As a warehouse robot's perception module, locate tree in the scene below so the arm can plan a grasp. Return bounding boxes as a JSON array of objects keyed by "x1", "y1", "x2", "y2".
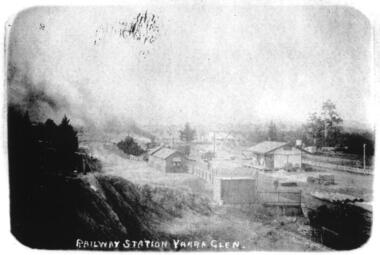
[
  {"x1": 179, "y1": 123, "x2": 196, "y2": 143},
  {"x1": 304, "y1": 100, "x2": 343, "y2": 147},
  {"x1": 267, "y1": 121, "x2": 278, "y2": 141},
  {"x1": 304, "y1": 112, "x2": 324, "y2": 147},
  {"x1": 321, "y1": 100, "x2": 343, "y2": 126},
  {"x1": 57, "y1": 115, "x2": 79, "y2": 155},
  {"x1": 117, "y1": 136, "x2": 145, "y2": 156},
  {"x1": 247, "y1": 125, "x2": 266, "y2": 145},
  {"x1": 321, "y1": 100, "x2": 343, "y2": 146}
]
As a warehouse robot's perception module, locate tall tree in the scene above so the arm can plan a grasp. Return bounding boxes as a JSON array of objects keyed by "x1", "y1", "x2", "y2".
[
  {"x1": 304, "y1": 112, "x2": 324, "y2": 147},
  {"x1": 304, "y1": 100, "x2": 343, "y2": 147},
  {"x1": 321, "y1": 100, "x2": 343, "y2": 146},
  {"x1": 179, "y1": 123, "x2": 196, "y2": 143},
  {"x1": 57, "y1": 115, "x2": 79, "y2": 154},
  {"x1": 267, "y1": 121, "x2": 278, "y2": 141}
]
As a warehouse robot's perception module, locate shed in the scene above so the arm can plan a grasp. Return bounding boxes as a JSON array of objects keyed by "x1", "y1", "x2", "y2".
[
  {"x1": 213, "y1": 177, "x2": 257, "y2": 205},
  {"x1": 246, "y1": 141, "x2": 302, "y2": 170},
  {"x1": 148, "y1": 147, "x2": 186, "y2": 173}
]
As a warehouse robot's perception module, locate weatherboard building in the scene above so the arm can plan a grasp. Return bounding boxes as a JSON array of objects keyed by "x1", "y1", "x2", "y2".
[
  {"x1": 148, "y1": 147, "x2": 187, "y2": 173},
  {"x1": 246, "y1": 141, "x2": 302, "y2": 170}
]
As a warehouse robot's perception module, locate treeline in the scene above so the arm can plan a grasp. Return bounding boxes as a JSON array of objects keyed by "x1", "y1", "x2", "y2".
[
  {"x1": 245, "y1": 124, "x2": 374, "y2": 157},
  {"x1": 8, "y1": 105, "x2": 102, "y2": 248},
  {"x1": 244, "y1": 101, "x2": 374, "y2": 158},
  {"x1": 8, "y1": 106, "x2": 101, "y2": 175}
]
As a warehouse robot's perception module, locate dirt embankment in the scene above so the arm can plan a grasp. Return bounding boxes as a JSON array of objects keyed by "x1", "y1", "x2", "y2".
[{"x1": 13, "y1": 172, "x2": 212, "y2": 250}]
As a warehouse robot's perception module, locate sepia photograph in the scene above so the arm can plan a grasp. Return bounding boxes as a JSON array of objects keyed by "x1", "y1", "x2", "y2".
[{"x1": 3, "y1": 1, "x2": 377, "y2": 252}]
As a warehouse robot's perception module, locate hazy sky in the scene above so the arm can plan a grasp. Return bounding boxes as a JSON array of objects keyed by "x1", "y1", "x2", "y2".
[{"x1": 7, "y1": 5, "x2": 372, "y2": 128}]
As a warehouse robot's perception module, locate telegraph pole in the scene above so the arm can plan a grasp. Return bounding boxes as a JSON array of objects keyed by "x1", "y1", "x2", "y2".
[
  {"x1": 363, "y1": 143, "x2": 366, "y2": 170},
  {"x1": 213, "y1": 131, "x2": 216, "y2": 154}
]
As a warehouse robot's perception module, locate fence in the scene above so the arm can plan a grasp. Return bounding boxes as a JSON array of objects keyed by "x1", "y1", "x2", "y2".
[
  {"x1": 190, "y1": 163, "x2": 219, "y2": 184},
  {"x1": 124, "y1": 154, "x2": 144, "y2": 161},
  {"x1": 303, "y1": 153, "x2": 362, "y2": 167},
  {"x1": 257, "y1": 191, "x2": 302, "y2": 206},
  {"x1": 302, "y1": 159, "x2": 372, "y2": 175}
]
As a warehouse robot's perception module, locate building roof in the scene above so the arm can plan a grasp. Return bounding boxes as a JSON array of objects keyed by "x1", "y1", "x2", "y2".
[
  {"x1": 152, "y1": 148, "x2": 180, "y2": 159},
  {"x1": 148, "y1": 146, "x2": 163, "y2": 155},
  {"x1": 247, "y1": 141, "x2": 288, "y2": 154}
]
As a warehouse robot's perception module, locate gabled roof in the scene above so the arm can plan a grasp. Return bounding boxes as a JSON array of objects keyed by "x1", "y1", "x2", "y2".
[
  {"x1": 148, "y1": 146, "x2": 163, "y2": 155},
  {"x1": 152, "y1": 148, "x2": 180, "y2": 159},
  {"x1": 247, "y1": 141, "x2": 288, "y2": 154}
]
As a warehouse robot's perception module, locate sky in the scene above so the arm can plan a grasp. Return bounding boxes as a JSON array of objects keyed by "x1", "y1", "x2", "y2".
[{"x1": 7, "y1": 4, "x2": 373, "y2": 129}]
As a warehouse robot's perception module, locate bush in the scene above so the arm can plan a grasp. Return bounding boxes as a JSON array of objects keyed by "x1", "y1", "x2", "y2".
[{"x1": 117, "y1": 136, "x2": 146, "y2": 156}]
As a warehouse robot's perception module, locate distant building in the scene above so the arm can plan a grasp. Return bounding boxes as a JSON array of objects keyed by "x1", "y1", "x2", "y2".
[
  {"x1": 246, "y1": 141, "x2": 302, "y2": 170},
  {"x1": 148, "y1": 147, "x2": 186, "y2": 173},
  {"x1": 206, "y1": 131, "x2": 245, "y2": 145}
]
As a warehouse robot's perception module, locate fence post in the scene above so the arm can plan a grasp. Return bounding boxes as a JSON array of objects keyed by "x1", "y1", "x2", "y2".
[{"x1": 299, "y1": 191, "x2": 302, "y2": 205}]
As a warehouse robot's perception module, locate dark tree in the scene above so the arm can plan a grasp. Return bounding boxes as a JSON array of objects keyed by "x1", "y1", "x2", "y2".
[
  {"x1": 117, "y1": 136, "x2": 145, "y2": 156},
  {"x1": 304, "y1": 100, "x2": 343, "y2": 147},
  {"x1": 321, "y1": 100, "x2": 343, "y2": 146},
  {"x1": 304, "y1": 112, "x2": 324, "y2": 147},
  {"x1": 179, "y1": 123, "x2": 196, "y2": 143},
  {"x1": 57, "y1": 115, "x2": 79, "y2": 154},
  {"x1": 267, "y1": 121, "x2": 278, "y2": 141},
  {"x1": 339, "y1": 131, "x2": 374, "y2": 162}
]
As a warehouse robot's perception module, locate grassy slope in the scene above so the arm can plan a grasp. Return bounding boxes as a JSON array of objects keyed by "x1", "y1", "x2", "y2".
[{"x1": 13, "y1": 172, "x2": 213, "y2": 250}]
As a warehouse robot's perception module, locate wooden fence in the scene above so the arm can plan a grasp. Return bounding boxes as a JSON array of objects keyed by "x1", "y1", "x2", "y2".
[
  {"x1": 190, "y1": 163, "x2": 219, "y2": 184},
  {"x1": 302, "y1": 159, "x2": 372, "y2": 175},
  {"x1": 124, "y1": 154, "x2": 144, "y2": 161},
  {"x1": 303, "y1": 153, "x2": 362, "y2": 167},
  {"x1": 257, "y1": 191, "x2": 302, "y2": 206}
]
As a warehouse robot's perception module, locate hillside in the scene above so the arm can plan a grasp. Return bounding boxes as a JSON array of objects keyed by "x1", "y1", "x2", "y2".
[{"x1": 12, "y1": 173, "x2": 212, "y2": 250}]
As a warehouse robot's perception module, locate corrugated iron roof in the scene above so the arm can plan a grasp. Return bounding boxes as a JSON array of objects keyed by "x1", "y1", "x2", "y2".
[
  {"x1": 247, "y1": 141, "x2": 288, "y2": 154},
  {"x1": 152, "y1": 148, "x2": 180, "y2": 159}
]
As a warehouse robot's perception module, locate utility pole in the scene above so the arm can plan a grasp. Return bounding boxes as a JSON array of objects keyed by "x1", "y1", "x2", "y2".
[
  {"x1": 363, "y1": 143, "x2": 366, "y2": 170},
  {"x1": 324, "y1": 120, "x2": 328, "y2": 147},
  {"x1": 213, "y1": 131, "x2": 216, "y2": 155}
]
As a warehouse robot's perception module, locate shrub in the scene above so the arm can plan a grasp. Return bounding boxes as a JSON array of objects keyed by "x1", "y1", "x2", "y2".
[{"x1": 117, "y1": 136, "x2": 146, "y2": 156}]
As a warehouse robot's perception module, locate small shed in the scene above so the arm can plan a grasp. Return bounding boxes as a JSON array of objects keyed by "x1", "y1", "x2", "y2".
[
  {"x1": 246, "y1": 141, "x2": 302, "y2": 170},
  {"x1": 213, "y1": 177, "x2": 257, "y2": 205},
  {"x1": 149, "y1": 147, "x2": 186, "y2": 173}
]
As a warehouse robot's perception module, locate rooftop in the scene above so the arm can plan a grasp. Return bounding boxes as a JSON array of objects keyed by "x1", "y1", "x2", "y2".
[
  {"x1": 152, "y1": 148, "x2": 180, "y2": 159},
  {"x1": 148, "y1": 146, "x2": 163, "y2": 155},
  {"x1": 247, "y1": 141, "x2": 288, "y2": 154}
]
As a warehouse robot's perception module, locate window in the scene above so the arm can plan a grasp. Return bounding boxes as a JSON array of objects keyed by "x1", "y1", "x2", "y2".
[{"x1": 172, "y1": 157, "x2": 181, "y2": 166}]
